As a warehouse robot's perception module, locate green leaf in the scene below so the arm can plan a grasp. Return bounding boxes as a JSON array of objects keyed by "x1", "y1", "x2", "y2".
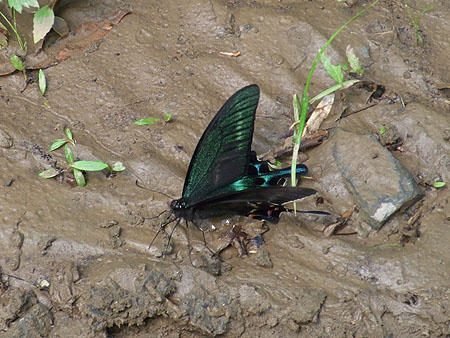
[
  {"x1": 111, "y1": 161, "x2": 125, "y2": 172},
  {"x1": 164, "y1": 113, "x2": 172, "y2": 122},
  {"x1": 49, "y1": 139, "x2": 67, "y2": 152},
  {"x1": 33, "y1": 5, "x2": 55, "y2": 44},
  {"x1": 7, "y1": 0, "x2": 39, "y2": 14},
  {"x1": 73, "y1": 168, "x2": 86, "y2": 186},
  {"x1": 71, "y1": 160, "x2": 109, "y2": 171},
  {"x1": 38, "y1": 69, "x2": 46, "y2": 95},
  {"x1": 346, "y1": 46, "x2": 364, "y2": 76},
  {"x1": 321, "y1": 54, "x2": 344, "y2": 85},
  {"x1": 65, "y1": 127, "x2": 73, "y2": 141},
  {"x1": 134, "y1": 117, "x2": 160, "y2": 125},
  {"x1": 64, "y1": 144, "x2": 74, "y2": 164},
  {"x1": 379, "y1": 126, "x2": 386, "y2": 134},
  {"x1": 433, "y1": 181, "x2": 446, "y2": 188},
  {"x1": 10, "y1": 54, "x2": 24, "y2": 71},
  {"x1": 39, "y1": 167, "x2": 61, "y2": 178},
  {"x1": 309, "y1": 80, "x2": 359, "y2": 104}
]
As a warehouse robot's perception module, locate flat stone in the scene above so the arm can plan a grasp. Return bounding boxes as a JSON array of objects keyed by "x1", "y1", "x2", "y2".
[
  {"x1": 333, "y1": 129, "x2": 424, "y2": 229},
  {"x1": 0, "y1": 128, "x2": 13, "y2": 148}
]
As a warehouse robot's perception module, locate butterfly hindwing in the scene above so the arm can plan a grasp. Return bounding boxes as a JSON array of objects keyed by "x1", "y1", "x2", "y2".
[
  {"x1": 193, "y1": 186, "x2": 317, "y2": 223},
  {"x1": 181, "y1": 85, "x2": 260, "y2": 206}
]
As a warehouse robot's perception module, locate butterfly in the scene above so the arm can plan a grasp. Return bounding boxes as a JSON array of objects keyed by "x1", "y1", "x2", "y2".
[{"x1": 153, "y1": 84, "x2": 320, "y2": 249}]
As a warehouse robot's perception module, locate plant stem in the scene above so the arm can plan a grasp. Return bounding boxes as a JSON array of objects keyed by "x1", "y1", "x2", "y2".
[
  {"x1": 0, "y1": 9, "x2": 26, "y2": 52},
  {"x1": 291, "y1": 0, "x2": 379, "y2": 187}
]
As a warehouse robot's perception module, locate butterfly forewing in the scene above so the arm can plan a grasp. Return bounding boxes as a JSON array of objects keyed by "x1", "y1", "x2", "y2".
[{"x1": 182, "y1": 85, "x2": 260, "y2": 206}]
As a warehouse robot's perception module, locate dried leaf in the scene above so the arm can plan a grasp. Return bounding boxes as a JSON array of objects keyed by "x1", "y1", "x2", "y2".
[
  {"x1": 52, "y1": 16, "x2": 69, "y2": 36},
  {"x1": 302, "y1": 94, "x2": 334, "y2": 137},
  {"x1": 24, "y1": 9, "x2": 131, "y2": 70}
]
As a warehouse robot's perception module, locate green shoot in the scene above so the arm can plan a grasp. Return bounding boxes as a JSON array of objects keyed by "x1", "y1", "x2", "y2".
[
  {"x1": 73, "y1": 168, "x2": 85, "y2": 186},
  {"x1": 379, "y1": 126, "x2": 386, "y2": 134},
  {"x1": 291, "y1": 0, "x2": 379, "y2": 211},
  {"x1": 111, "y1": 161, "x2": 125, "y2": 172},
  {"x1": 0, "y1": 7, "x2": 26, "y2": 51},
  {"x1": 38, "y1": 69, "x2": 46, "y2": 95},
  {"x1": 65, "y1": 127, "x2": 73, "y2": 141},
  {"x1": 321, "y1": 54, "x2": 344, "y2": 85},
  {"x1": 346, "y1": 46, "x2": 364, "y2": 76},
  {"x1": 134, "y1": 117, "x2": 161, "y2": 125},
  {"x1": 135, "y1": 114, "x2": 172, "y2": 125},
  {"x1": 164, "y1": 113, "x2": 172, "y2": 122},
  {"x1": 404, "y1": 1, "x2": 434, "y2": 46},
  {"x1": 64, "y1": 144, "x2": 74, "y2": 163},
  {"x1": 39, "y1": 128, "x2": 125, "y2": 186},
  {"x1": 38, "y1": 167, "x2": 60, "y2": 178},
  {"x1": 48, "y1": 127, "x2": 74, "y2": 152},
  {"x1": 10, "y1": 54, "x2": 24, "y2": 70},
  {"x1": 433, "y1": 182, "x2": 445, "y2": 188},
  {"x1": 70, "y1": 161, "x2": 109, "y2": 172},
  {"x1": 49, "y1": 139, "x2": 68, "y2": 152}
]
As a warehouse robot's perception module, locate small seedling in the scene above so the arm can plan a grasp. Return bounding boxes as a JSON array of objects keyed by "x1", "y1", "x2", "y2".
[
  {"x1": 38, "y1": 69, "x2": 46, "y2": 95},
  {"x1": 39, "y1": 127, "x2": 125, "y2": 186},
  {"x1": 346, "y1": 46, "x2": 364, "y2": 76},
  {"x1": 10, "y1": 54, "x2": 26, "y2": 80},
  {"x1": 404, "y1": 1, "x2": 434, "y2": 46},
  {"x1": 164, "y1": 113, "x2": 172, "y2": 122},
  {"x1": 134, "y1": 117, "x2": 160, "y2": 125},
  {"x1": 134, "y1": 113, "x2": 172, "y2": 126},
  {"x1": 433, "y1": 181, "x2": 445, "y2": 188},
  {"x1": 379, "y1": 126, "x2": 387, "y2": 134}
]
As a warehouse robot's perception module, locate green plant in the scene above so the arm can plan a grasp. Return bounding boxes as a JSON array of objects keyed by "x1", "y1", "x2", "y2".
[
  {"x1": 134, "y1": 113, "x2": 172, "y2": 126},
  {"x1": 404, "y1": 1, "x2": 434, "y2": 46},
  {"x1": 290, "y1": 0, "x2": 379, "y2": 211},
  {"x1": 39, "y1": 127, "x2": 125, "y2": 186},
  {"x1": 38, "y1": 68, "x2": 46, "y2": 95},
  {"x1": 433, "y1": 181, "x2": 445, "y2": 188},
  {"x1": 0, "y1": 0, "x2": 54, "y2": 52}
]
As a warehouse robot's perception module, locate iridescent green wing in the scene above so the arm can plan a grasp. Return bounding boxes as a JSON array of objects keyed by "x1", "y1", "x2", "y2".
[{"x1": 182, "y1": 84, "x2": 260, "y2": 207}]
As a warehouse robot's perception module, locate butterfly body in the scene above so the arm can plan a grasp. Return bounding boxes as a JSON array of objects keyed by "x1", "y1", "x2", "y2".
[{"x1": 167, "y1": 84, "x2": 317, "y2": 226}]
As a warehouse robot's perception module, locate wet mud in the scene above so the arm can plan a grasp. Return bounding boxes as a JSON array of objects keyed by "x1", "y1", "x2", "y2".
[{"x1": 1, "y1": 0, "x2": 450, "y2": 337}]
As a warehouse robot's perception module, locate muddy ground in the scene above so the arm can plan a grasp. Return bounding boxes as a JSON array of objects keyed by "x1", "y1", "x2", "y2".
[{"x1": 1, "y1": 0, "x2": 450, "y2": 337}]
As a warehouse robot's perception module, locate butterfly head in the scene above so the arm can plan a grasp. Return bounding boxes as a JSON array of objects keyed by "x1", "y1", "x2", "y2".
[{"x1": 170, "y1": 198, "x2": 188, "y2": 218}]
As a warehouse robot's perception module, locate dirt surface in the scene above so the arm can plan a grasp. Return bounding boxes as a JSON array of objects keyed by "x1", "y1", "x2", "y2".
[{"x1": 1, "y1": 0, "x2": 450, "y2": 337}]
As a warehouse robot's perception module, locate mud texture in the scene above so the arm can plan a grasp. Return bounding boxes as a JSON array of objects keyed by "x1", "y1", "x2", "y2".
[{"x1": 1, "y1": 0, "x2": 450, "y2": 337}]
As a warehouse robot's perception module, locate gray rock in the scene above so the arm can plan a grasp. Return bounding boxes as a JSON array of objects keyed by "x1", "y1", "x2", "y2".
[
  {"x1": 333, "y1": 129, "x2": 424, "y2": 229},
  {"x1": 0, "y1": 128, "x2": 13, "y2": 148},
  {"x1": 1, "y1": 303, "x2": 52, "y2": 338}
]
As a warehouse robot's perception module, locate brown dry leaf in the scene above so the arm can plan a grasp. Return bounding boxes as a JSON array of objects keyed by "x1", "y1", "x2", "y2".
[
  {"x1": 302, "y1": 94, "x2": 334, "y2": 137},
  {"x1": 24, "y1": 9, "x2": 130, "y2": 70}
]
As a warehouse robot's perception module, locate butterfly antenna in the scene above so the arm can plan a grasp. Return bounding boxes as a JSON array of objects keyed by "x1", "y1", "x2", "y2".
[{"x1": 135, "y1": 179, "x2": 174, "y2": 199}]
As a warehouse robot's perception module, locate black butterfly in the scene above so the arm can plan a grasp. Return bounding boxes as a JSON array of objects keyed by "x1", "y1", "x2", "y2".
[{"x1": 153, "y1": 84, "x2": 319, "y2": 248}]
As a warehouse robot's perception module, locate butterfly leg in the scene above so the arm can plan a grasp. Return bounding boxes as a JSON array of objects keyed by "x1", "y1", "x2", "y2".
[
  {"x1": 191, "y1": 219, "x2": 216, "y2": 256},
  {"x1": 164, "y1": 218, "x2": 181, "y2": 255},
  {"x1": 148, "y1": 210, "x2": 176, "y2": 249}
]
